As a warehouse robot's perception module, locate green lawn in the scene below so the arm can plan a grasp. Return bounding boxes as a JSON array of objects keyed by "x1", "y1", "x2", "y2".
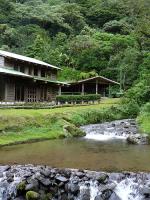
[
  {"x1": 0, "y1": 98, "x2": 120, "y2": 117},
  {"x1": 0, "y1": 98, "x2": 120, "y2": 146}
]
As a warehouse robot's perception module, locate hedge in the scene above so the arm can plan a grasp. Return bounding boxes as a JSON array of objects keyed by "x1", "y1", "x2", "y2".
[{"x1": 56, "y1": 94, "x2": 101, "y2": 102}]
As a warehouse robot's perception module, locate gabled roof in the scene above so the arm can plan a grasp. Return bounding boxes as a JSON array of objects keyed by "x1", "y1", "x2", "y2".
[
  {"x1": 70, "y1": 76, "x2": 120, "y2": 85},
  {"x1": 0, "y1": 67, "x2": 32, "y2": 78},
  {"x1": 0, "y1": 50, "x2": 60, "y2": 70}
]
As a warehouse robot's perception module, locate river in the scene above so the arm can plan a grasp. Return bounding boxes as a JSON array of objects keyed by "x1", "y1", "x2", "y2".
[{"x1": 0, "y1": 120, "x2": 150, "y2": 172}]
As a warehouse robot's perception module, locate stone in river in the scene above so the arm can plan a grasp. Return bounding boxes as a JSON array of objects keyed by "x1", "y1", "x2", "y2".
[
  {"x1": 109, "y1": 192, "x2": 121, "y2": 200},
  {"x1": 76, "y1": 171, "x2": 85, "y2": 178},
  {"x1": 80, "y1": 188, "x2": 90, "y2": 200},
  {"x1": 56, "y1": 176, "x2": 68, "y2": 183},
  {"x1": 100, "y1": 183, "x2": 117, "y2": 192},
  {"x1": 0, "y1": 165, "x2": 10, "y2": 173},
  {"x1": 41, "y1": 169, "x2": 51, "y2": 177},
  {"x1": 68, "y1": 183, "x2": 79, "y2": 195},
  {"x1": 39, "y1": 178, "x2": 51, "y2": 187},
  {"x1": 101, "y1": 189, "x2": 113, "y2": 200},
  {"x1": 26, "y1": 191, "x2": 40, "y2": 200},
  {"x1": 140, "y1": 185, "x2": 150, "y2": 197},
  {"x1": 96, "y1": 173, "x2": 109, "y2": 184},
  {"x1": 25, "y1": 181, "x2": 39, "y2": 192},
  {"x1": 95, "y1": 195, "x2": 103, "y2": 200}
]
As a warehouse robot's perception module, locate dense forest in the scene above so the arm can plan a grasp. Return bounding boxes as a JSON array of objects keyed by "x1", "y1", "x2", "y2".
[{"x1": 0, "y1": 0, "x2": 149, "y2": 101}]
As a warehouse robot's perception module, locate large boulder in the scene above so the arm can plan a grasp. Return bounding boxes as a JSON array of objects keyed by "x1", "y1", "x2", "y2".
[
  {"x1": 127, "y1": 134, "x2": 149, "y2": 145},
  {"x1": 26, "y1": 191, "x2": 40, "y2": 200},
  {"x1": 96, "y1": 173, "x2": 109, "y2": 184}
]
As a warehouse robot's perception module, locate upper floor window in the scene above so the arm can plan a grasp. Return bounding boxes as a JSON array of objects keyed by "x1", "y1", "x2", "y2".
[
  {"x1": 20, "y1": 66, "x2": 25, "y2": 73},
  {"x1": 14, "y1": 66, "x2": 19, "y2": 71},
  {"x1": 41, "y1": 69, "x2": 46, "y2": 77},
  {"x1": 29, "y1": 67, "x2": 32, "y2": 75},
  {"x1": 34, "y1": 67, "x2": 38, "y2": 76}
]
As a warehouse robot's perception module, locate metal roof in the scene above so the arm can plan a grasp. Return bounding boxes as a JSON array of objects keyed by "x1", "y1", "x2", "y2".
[
  {"x1": 0, "y1": 67, "x2": 32, "y2": 78},
  {"x1": 0, "y1": 50, "x2": 60, "y2": 70},
  {"x1": 70, "y1": 76, "x2": 120, "y2": 85}
]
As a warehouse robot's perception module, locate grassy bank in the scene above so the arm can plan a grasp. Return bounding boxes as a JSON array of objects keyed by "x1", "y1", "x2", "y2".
[
  {"x1": 0, "y1": 98, "x2": 120, "y2": 146},
  {"x1": 0, "y1": 98, "x2": 149, "y2": 146},
  {"x1": 137, "y1": 103, "x2": 150, "y2": 134}
]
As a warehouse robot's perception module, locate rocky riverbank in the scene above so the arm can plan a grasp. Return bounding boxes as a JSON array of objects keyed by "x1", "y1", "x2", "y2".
[
  {"x1": 0, "y1": 165, "x2": 150, "y2": 200},
  {"x1": 81, "y1": 119, "x2": 150, "y2": 144}
]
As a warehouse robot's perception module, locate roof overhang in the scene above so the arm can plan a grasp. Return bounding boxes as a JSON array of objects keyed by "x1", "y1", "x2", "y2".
[
  {"x1": 0, "y1": 50, "x2": 61, "y2": 70},
  {"x1": 33, "y1": 77, "x2": 70, "y2": 86},
  {"x1": 0, "y1": 67, "x2": 33, "y2": 78}
]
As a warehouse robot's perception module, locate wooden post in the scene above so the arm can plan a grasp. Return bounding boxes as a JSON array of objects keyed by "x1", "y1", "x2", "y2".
[
  {"x1": 58, "y1": 85, "x2": 62, "y2": 96},
  {"x1": 96, "y1": 79, "x2": 98, "y2": 94},
  {"x1": 82, "y1": 83, "x2": 84, "y2": 95},
  {"x1": 108, "y1": 84, "x2": 111, "y2": 97}
]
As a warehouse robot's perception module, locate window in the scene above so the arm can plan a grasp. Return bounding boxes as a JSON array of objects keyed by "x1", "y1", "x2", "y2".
[
  {"x1": 34, "y1": 67, "x2": 38, "y2": 76},
  {"x1": 41, "y1": 69, "x2": 46, "y2": 77},
  {"x1": 29, "y1": 67, "x2": 32, "y2": 75},
  {"x1": 20, "y1": 66, "x2": 25, "y2": 73},
  {"x1": 14, "y1": 66, "x2": 19, "y2": 71}
]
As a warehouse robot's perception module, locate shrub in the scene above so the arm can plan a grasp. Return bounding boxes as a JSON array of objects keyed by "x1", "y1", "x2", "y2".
[
  {"x1": 140, "y1": 102, "x2": 150, "y2": 114},
  {"x1": 56, "y1": 94, "x2": 101, "y2": 103}
]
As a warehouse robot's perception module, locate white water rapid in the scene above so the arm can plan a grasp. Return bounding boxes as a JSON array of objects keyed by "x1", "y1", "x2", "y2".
[
  {"x1": 81, "y1": 119, "x2": 137, "y2": 141},
  {"x1": 78, "y1": 178, "x2": 143, "y2": 200}
]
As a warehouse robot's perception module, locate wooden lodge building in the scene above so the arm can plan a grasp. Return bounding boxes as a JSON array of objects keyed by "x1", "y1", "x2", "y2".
[
  {"x1": 0, "y1": 50, "x2": 119, "y2": 104},
  {"x1": 0, "y1": 50, "x2": 66, "y2": 103}
]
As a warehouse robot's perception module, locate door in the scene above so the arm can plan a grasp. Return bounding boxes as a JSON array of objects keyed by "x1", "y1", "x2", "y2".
[
  {"x1": 15, "y1": 85, "x2": 25, "y2": 102},
  {"x1": 27, "y1": 87, "x2": 37, "y2": 102}
]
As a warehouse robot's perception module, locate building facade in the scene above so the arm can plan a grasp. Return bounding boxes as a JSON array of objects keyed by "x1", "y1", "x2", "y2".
[{"x1": 0, "y1": 50, "x2": 65, "y2": 103}]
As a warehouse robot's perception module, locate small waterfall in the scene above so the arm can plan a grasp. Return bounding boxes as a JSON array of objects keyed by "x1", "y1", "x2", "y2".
[
  {"x1": 78, "y1": 178, "x2": 143, "y2": 200},
  {"x1": 0, "y1": 172, "x2": 21, "y2": 200},
  {"x1": 81, "y1": 119, "x2": 137, "y2": 141},
  {"x1": 84, "y1": 130, "x2": 126, "y2": 141}
]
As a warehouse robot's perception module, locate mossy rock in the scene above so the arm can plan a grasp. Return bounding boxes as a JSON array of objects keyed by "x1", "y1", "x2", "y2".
[
  {"x1": 26, "y1": 191, "x2": 40, "y2": 200},
  {"x1": 42, "y1": 193, "x2": 53, "y2": 200},
  {"x1": 17, "y1": 181, "x2": 26, "y2": 194},
  {"x1": 64, "y1": 124, "x2": 85, "y2": 137}
]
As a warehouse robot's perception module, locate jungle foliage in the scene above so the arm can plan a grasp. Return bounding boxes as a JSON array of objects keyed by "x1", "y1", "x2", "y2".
[{"x1": 0, "y1": 0, "x2": 149, "y2": 103}]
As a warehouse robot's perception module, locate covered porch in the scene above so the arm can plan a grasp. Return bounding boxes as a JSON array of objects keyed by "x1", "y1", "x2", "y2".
[{"x1": 62, "y1": 76, "x2": 120, "y2": 97}]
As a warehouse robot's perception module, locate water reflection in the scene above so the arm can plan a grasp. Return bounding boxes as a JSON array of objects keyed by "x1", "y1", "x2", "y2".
[{"x1": 0, "y1": 137, "x2": 150, "y2": 172}]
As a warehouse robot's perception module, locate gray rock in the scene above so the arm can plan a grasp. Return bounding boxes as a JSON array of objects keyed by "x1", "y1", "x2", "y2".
[
  {"x1": 68, "y1": 183, "x2": 79, "y2": 195},
  {"x1": 127, "y1": 134, "x2": 149, "y2": 145},
  {"x1": 96, "y1": 173, "x2": 108, "y2": 184},
  {"x1": 101, "y1": 189, "x2": 113, "y2": 200},
  {"x1": 56, "y1": 176, "x2": 68, "y2": 183},
  {"x1": 41, "y1": 169, "x2": 51, "y2": 177},
  {"x1": 80, "y1": 188, "x2": 90, "y2": 200},
  {"x1": 109, "y1": 192, "x2": 121, "y2": 200},
  {"x1": 25, "y1": 180, "x2": 39, "y2": 192},
  {"x1": 0, "y1": 165, "x2": 10, "y2": 173},
  {"x1": 140, "y1": 186, "x2": 150, "y2": 196},
  {"x1": 94, "y1": 195, "x2": 103, "y2": 200},
  {"x1": 39, "y1": 178, "x2": 51, "y2": 186},
  {"x1": 101, "y1": 183, "x2": 117, "y2": 192},
  {"x1": 76, "y1": 172, "x2": 85, "y2": 178}
]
